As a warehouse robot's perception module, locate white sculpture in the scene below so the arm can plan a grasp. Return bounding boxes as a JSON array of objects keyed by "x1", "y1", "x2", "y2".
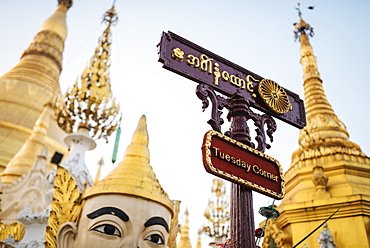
[{"x1": 318, "y1": 223, "x2": 336, "y2": 248}]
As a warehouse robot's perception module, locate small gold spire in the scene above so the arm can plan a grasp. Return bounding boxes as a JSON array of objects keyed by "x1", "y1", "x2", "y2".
[
  {"x1": 93, "y1": 157, "x2": 104, "y2": 185},
  {"x1": 178, "y1": 209, "x2": 192, "y2": 248},
  {"x1": 1, "y1": 103, "x2": 52, "y2": 184},
  {"x1": 196, "y1": 229, "x2": 202, "y2": 248},
  {"x1": 57, "y1": 4, "x2": 121, "y2": 141},
  {"x1": 82, "y1": 115, "x2": 174, "y2": 215}
]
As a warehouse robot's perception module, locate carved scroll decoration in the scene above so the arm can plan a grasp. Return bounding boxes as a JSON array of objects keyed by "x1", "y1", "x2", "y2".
[
  {"x1": 196, "y1": 84, "x2": 226, "y2": 133},
  {"x1": 196, "y1": 84, "x2": 277, "y2": 152}
]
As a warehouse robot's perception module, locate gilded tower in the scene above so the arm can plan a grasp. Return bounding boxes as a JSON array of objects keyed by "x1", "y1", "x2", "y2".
[
  {"x1": 261, "y1": 7, "x2": 370, "y2": 248},
  {"x1": 0, "y1": 1, "x2": 72, "y2": 174}
]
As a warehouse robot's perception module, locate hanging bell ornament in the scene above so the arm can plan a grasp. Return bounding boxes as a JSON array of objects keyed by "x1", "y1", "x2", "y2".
[{"x1": 259, "y1": 205, "x2": 280, "y2": 219}]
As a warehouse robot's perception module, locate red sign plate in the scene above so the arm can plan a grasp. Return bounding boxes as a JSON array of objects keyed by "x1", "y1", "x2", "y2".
[{"x1": 202, "y1": 130, "x2": 285, "y2": 199}]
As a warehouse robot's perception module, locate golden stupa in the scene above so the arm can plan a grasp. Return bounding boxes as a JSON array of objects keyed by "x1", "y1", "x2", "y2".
[
  {"x1": 261, "y1": 8, "x2": 370, "y2": 248},
  {"x1": 0, "y1": 1, "x2": 72, "y2": 175}
]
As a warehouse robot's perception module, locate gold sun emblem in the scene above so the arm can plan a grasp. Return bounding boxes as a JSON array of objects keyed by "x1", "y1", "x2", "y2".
[
  {"x1": 171, "y1": 48, "x2": 185, "y2": 61},
  {"x1": 258, "y1": 79, "x2": 292, "y2": 114}
]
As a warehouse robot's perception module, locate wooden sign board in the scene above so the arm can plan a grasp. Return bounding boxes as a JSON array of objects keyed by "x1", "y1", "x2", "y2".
[
  {"x1": 158, "y1": 31, "x2": 306, "y2": 129},
  {"x1": 202, "y1": 130, "x2": 285, "y2": 199}
]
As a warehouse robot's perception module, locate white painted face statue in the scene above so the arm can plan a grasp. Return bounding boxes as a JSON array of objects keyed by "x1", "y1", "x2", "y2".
[
  {"x1": 57, "y1": 194, "x2": 172, "y2": 248},
  {"x1": 56, "y1": 116, "x2": 174, "y2": 248}
]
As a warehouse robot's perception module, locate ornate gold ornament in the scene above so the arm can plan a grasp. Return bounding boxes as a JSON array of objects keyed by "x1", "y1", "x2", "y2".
[
  {"x1": 56, "y1": 5, "x2": 121, "y2": 141},
  {"x1": 258, "y1": 79, "x2": 292, "y2": 114},
  {"x1": 261, "y1": 219, "x2": 286, "y2": 248},
  {"x1": 171, "y1": 48, "x2": 185, "y2": 61},
  {"x1": 203, "y1": 179, "x2": 230, "y2": 240},
  {"x1": 45, "y1": 166, "x2": 82, "y2": 248}
]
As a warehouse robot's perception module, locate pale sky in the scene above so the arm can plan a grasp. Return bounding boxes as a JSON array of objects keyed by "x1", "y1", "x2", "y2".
[{"x1": 1, "y1": 0, "x2": 369, "y2": 246}]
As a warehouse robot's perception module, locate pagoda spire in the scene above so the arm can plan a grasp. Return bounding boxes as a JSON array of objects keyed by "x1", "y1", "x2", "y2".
[
  {"x1": 290, "y1": 8, "x2": 366, "y2": 169},
  {"x1": 178, "y1": 209, "x2": 192, "y2": 248},
  {"x1": 261, "y1": 6, "x2": 370, "y2": 248}
]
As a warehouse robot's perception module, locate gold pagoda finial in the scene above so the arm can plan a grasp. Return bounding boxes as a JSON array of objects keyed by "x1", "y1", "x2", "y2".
[
  {"x1": 93, "y1": 157, "x2": 104, "y2": 185},
  {"x1": 58, "y1": 0, "x2": 73, "y2": 9},
  {"x1": 293, "y1": 3, "x2": 314, "y2": 41},
  {"x1": 178, "y1": 209, "x2": 192, "y2": 248},
  {"x1": 82, "y1": 115, "x2": 174, "y2": 215},
  {"x1": 57, "y1": 4, "x2": 121, "y2": 141},
  {"x1": 291, "y1": 5, "x2": 366, "y2": 169},
  {"x1": 1, "y1": 103, "x2": 53, "y2": 184},
  {"x1": 39, "y1": 0, "x2": 71, "y2": 43},
  {"x1": 203, "y1": 179, "x2": 230, "y2": 240}
]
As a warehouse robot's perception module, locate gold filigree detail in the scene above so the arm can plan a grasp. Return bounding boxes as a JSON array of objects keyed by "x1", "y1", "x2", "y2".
[
  {"x1": 258, "y1": 79, "x2": 292, "y2": 114},
  {"x1": 171, "y1": 48, "x2": 184, "y2": 61},
  {"x1": 45, "y1": 166, "x2": 82, "y2": 248},
  {"x1": 0, "y1": 222, "x2": 25, "y2": 241}
]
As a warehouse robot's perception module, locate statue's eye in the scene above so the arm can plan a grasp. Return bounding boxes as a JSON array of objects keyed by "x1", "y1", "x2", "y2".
[
  {"x1": 91, "y1": 224, "x2": 121, "y2": 237},
  {"x1": 144, "y1": 234, "x2": 164, "y2": 245}
]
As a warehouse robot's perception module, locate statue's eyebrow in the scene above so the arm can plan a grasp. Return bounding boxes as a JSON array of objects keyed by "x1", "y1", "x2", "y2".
[
  {"x1": 144, "y1": 217, "x2": 169, "y2": 233},
  {"x1": 87, "y1": 207, "x2": 129, "y2": 222}
]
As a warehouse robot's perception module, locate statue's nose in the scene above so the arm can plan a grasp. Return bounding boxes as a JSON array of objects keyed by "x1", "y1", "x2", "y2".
[{"x1": 119, "y1": 240, "x2": 138, "y2": 248}]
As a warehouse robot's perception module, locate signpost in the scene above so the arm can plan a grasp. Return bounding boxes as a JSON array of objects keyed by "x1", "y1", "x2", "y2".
[{"x1": 158, "y1": 31, "x2": 306, "y2": 248}]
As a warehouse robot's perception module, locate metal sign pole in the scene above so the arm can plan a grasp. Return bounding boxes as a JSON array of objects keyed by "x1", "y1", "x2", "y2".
[
  {"x1": 227, "y1": 93, "x2": 256, "y2": 248},
  {"x1": 231, "y1": 185, "x2": 255, "y2": 248}
]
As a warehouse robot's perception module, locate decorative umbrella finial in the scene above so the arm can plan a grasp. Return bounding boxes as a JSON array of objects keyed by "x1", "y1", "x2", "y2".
[{"x1": 293, "y1": 3, "x2": 315, "y2": 41}]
